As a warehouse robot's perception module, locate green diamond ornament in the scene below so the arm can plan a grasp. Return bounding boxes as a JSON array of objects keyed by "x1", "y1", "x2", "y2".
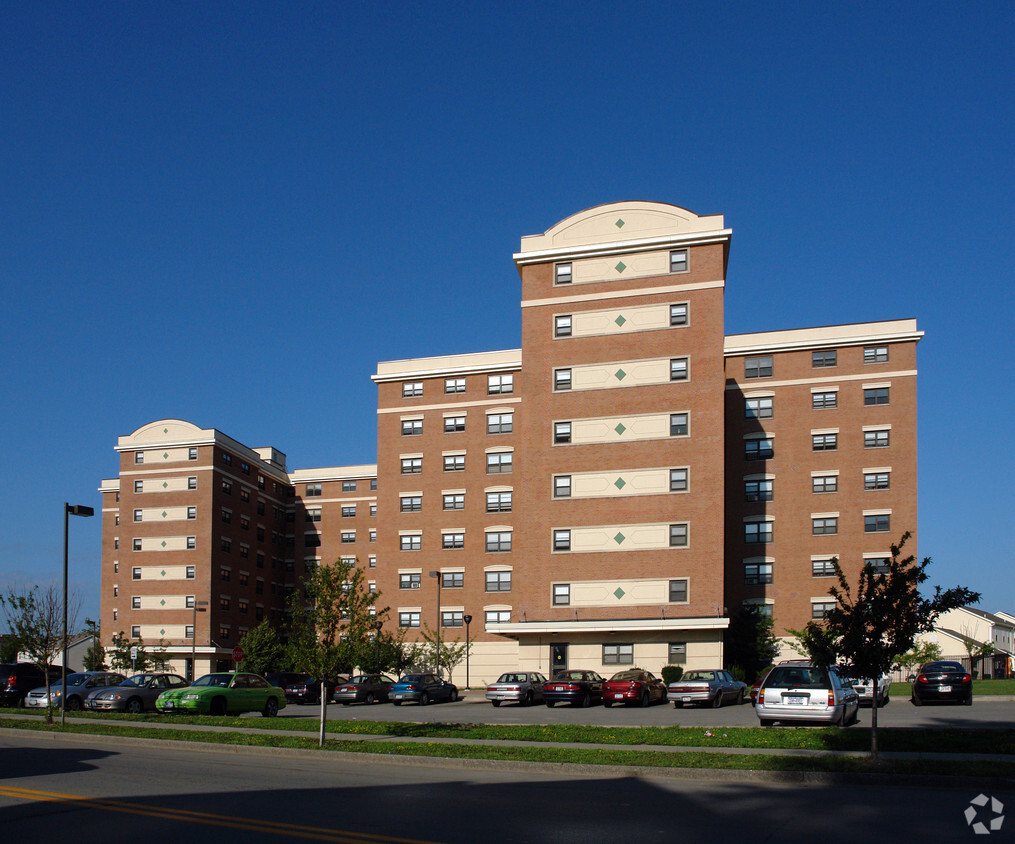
[
  {"x1": 614, "y1": 532, "x2": 627, "y2": 544},
  {"x1": 615, "y1": 315, "x2": 627, "y2": 327},
  {"x1": 615, "y1": 369, "x2": 627, "y2": 381},
  {"x1": 162, "y1": 481, "x2": 168, "y2": 488},
  {"x1": 160, "y1": 599, "x2": 166, "y2": 606},
  {"x1": 614, "y1": 587, "x2": 626, "y2": 600},
  {"x1": 614, "y1": 477, "x2": 626, "y2": 489},
  {"x1": 160, "y1": 541, "x2": 167, "y2": 548},
  {"x1": 614, "y1": 423, "x2": 627, "y2": 436},
  {"x1": 615, "y1": 261, "x2": 627, "y2": 273},
  {"x1": 615, "y1": 218, "x2": 625, "y2": 228},
  {"x1": 160, "y1": 570, "x2": 166, "y2": 577},
  {"x1": 163, "y1": 452, "x2": 169, "y2": 460}
]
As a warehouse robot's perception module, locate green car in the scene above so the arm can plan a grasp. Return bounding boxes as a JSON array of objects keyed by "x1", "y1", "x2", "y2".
[{"x1": 156, "y1": 672, "x2": 286, "y2": 717}]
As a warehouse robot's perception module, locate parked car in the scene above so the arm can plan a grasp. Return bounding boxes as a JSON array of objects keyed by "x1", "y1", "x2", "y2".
[
  {"x1": 84, "y1": 673, "x2": 190, "y2": 713},
  {"x1": 0, "y1": 663, "x2": 62, "y2": 708},
  {"x1": 542, "y1": 669, "x2": 605, "y2": 708},
  {"x1": 911, "y1": 660, "x2": 973, "y2": 706},
  {"x1": 24, "y1": 671, "x2": 127, "y2": 711},
  {"x1": 667, "y1": 669, "x2": 748, "y2": 708},
  {"x1": 283, "y1": 674, "x2": 344, "y2": 705},
  {"x1": 755, "y1": 663, "x2": 859, "y2": 726},
  {"x1": 389, "y1": 674, "x2": 458, "y2": 706},
  {"x1": 265, "y1": 672, "x2": 308, "y2": 690},
  {"x1": 841, "y1": 673, "x2": 890, "y2": 706},
  {"x1": 486, "y1": 672, "x2": 548, "y2": 706},
  {"x1": 156, "y1": 672, "x2": 286, "y2": 716},
  {"x1": 333, "y1": 674, "x2": 396, "y2": 705},
  {"x1": 601, "y1": 669, "x2": 667, "y2": 707}
]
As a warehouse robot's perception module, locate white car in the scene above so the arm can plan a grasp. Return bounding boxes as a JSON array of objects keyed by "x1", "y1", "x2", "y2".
[{"x1": 843, "y1": 674, "x2": 890, "y2": 706}]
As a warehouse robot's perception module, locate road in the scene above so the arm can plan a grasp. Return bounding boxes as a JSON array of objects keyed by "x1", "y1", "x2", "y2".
[{"x1": 1, "y1": 732, "x2": 1011, "y2": 843}]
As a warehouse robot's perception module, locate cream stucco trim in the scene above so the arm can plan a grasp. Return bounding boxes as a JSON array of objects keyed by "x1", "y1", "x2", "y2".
[
  {"x1": 522, "y1": 280, "x2": 723, "y2": 308},
  {"x1": 725, "y1": 370, "x2": 915, "y2": 391},
  {"x1": 724, "y1": 320, "x2": 922, "y2": 355},
  {"x1": 491, "y1": 617, "x2": 730, "y2": 635},
  {"x1": 379, "y1": 397, "x2": 521, "y2": 415},
  {"x1": 373, "y1": 349, "x2": 521, "y2": 382}
]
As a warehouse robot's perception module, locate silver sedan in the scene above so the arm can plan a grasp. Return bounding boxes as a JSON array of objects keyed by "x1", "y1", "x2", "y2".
[
  {"x1": 485, "y1": 672, "x2": 548, "y2": 706},
  {"x1": 85, "y1": 673, "x2": 190, "y2": 713},
  {"x1": 667, "y1": 670, "x2": 748, "y2": 708}
]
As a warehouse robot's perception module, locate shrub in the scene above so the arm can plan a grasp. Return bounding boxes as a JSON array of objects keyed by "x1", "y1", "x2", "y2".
[{"x1": 661, "y1": 665, "x2": 684, "y2": 684}]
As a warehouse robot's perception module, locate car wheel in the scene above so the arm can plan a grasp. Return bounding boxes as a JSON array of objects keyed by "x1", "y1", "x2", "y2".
[
  {"x1": 393, "y1": 701, "x2": 401, "y2": 706},
  {"x1": 673, "y1": 701, "x2": 682, "y2": 708},
  {"x1": 604, "y1": 701, "x2": 613, "y2": 708},
  {"x1": 211, "y1": 697, "x2": 227, "y2": 716},
  {"x1": 640, "y1": 692, "x2": 650, "y2": 708},
  {"x1": 492, "y1": 700, "x2": 500, "y2": 707},
  {"x1": 126, "y1": 698, "x2": 143, "y2": 715},
  {"x1": 524, "y1": 691, "x2": 533, "y2": 706},
  {"x1": 711, "y1": 691, "x2": 722, "y2": 708},
  {"x1": 964, "y1": 695, "x2": 973, "y2": 706},
  {"x1": 262, "y1": 698, "x2": 279, "y2": 718},
  {"x1": 737, "y1": 689, "x2": 745, "y2": 705},
  {"x1": 911, "y1": 694, "x2": 922, "y2": 707},
  {"x1": 67, "y1": 696, "x2": 83, "y2": 711},
  {"x1": 342, "y1": 701, "x2": 351, "y2": 706},
  {"x1": 449, "y1": 689, "x2": 458, "y2": 702},
  {"x1": 759, "y1": 718, "x2": 774, "y2": 727},
  {"x1": 365, "y1": 693, "x2": 375, "y2": 705},
  {"x1": 546, "y1": 700, "x2": 555, "y2": 708},
  {"x1": 419, "y1": 693, "x2": 429, "y2": 706},
  {"x1": 580, "y1": 693, "x2": 591, "y2": 708}
]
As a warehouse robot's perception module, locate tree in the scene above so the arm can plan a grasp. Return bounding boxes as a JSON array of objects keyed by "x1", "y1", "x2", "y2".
[
  {"x1": 0, "y1": 634, "x2": 19, "y2": 663},
  {"x1": 724, "y1": 604, "x2": 780, "y2": 683},
  {"x1": 895, "y1": 639, "x2": 942, "y2": 676},
  {"x1": 0, "y1": 585, "x2": 70, "y2": 723},
  {"x1": 81, "y1": 618, "x2": 107, "y2": 671},
  {"x1": 790, "y1": 532, "x2": 980, "y2": 759},
  {"x1": 416, "y1": 624, "x2": 468, "y2": 685},
  {"x1": 108, "y1": 632, "x2": 150, "y2": 674},
  {"x1": 237, "y1": 620, "x2": 286, "y2": 677},
  {"x1": 285, "y1": 558, "x2": 386, "y2": 746}
]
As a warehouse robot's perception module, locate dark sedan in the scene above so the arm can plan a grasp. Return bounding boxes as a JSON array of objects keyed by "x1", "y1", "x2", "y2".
[
  {"x1": 911, "y1": 660, "x2": 972, "y2": 706},
  {"x1": 283, "y1": 675, "x2": 345, "y2": 705},
  {"x1": 389, "y1": 673, "x2": 458, "y2": 706},
  {"x1": 601, "y1": 669, "x2": 667, "y2": 707},
  {"x1": 334, "y1": 674, "x2": 396, "y2": 705},
  {"x1": 542, "y1": 669, "x2": 605, "y2": 708}
]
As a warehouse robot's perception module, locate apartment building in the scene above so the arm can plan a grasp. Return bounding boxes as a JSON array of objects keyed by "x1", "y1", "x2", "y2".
[{"x1": 99, "y1": 201, "x2": 921, "y2": 682}]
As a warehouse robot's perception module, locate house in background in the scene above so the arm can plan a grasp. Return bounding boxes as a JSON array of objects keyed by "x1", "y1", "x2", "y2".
[{"x1": 915, "y1": 606, "x2": 1015, "y2": 678}]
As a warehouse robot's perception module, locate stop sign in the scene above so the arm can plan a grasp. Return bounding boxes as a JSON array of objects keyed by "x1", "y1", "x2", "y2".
[{"x1": 232, "y1": 646, "x2": 244, "y2": 663}]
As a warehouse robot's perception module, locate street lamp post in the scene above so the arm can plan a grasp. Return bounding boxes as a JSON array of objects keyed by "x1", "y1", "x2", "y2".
[
  {"x1": 429, "y1": 571, "x2": 441, "y2": 677},
  {"x1": 191, "y1": 601, "x2": 208, "y2": 680},
  {"x1": 63, "y1": 503, "x2": 94, "y2": 727},
  {"x1": 463, "y1": 614, "x2": 472, "y2": 691},
  {"x1": 374, "y1": 619, "x2": 383, "y2": 673}
]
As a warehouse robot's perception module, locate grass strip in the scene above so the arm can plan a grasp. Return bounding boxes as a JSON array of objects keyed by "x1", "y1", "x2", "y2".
[{"x1": 3, "y1": 717, "x2": 1013, "y2": 780}]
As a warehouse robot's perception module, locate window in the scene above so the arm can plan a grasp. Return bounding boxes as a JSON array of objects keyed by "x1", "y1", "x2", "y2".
[
  {"x1": 745, "y1": 397, "x2": 773, "y2": 419},
  {"x1": 370, "y1": 504, "x2": 376, "y2": 516},
  {"x1": 134, "y1": 480, "x2": 143, "y2": 493},
  {"x1": 255, "y1": 607, "x2": 263, "y2": 621},
  {"x1": 342, "y1": 505, "x2": 357, "y2": 517},
  {"x1": 442, "y1": 572, "x2": 463, "y2": 588},
  {"x1": 670, "y1": 303, "x2": 688, "y2": 326},
  {"x1": 371, "y1": 479, "x2": 377, "y2": 490},
  {"x1": 554, "y1": 315, "x2": 572, "y2": 337},
  {"x1": 745, "y1": 521, "x2": 773, "y2": 543},
  {"x1": 186, "y1": 566, "x2": 195, "y2": 579},
  {"x1": 669, "y1": 468, "x2": 688, "y2": 492},
  {"x1": 487, "y1": 452, "x2": 513, "y2": 474},
  {"x1": 488, "y1": 374, "x2": 513, "y2": 395},
  {"x1": 485, "y1": 571, "x2": 512, "y2": 592},
  {"x1": 864, "y1": 346, "x2": 889, "y2": 364},
  {"x1": 867, "y1": 557, "x2": 891, "y2": 574},
  {"x1": 669, "y1": 249, "x2": 688, "y2": 273},
  {"x1": 812, "y1": 475, "x2": 838, "y2": 494},
  {"x1": 555, "y1": 262, "x2": 572, "y2": 285},
  {"x1": 744, "y1": 479, "x2": 773, "y2": 502},
  {"x1": 131, "y1": 625, "x2": 141, "y2": 638},
  {"x1": 240, "y1": 461, "x2": 250, "y2": 475},
  {"x1": 220, "y1": 567, "x2": 231, "y2": 582},
  {"x1": 220, "y1": 537, "x2": 231, "y2": 552},
  {"x1": 812, "y1": 350, "x2": 837, "y2": 368},
  {"x1": 238, "y1": 599, "x2": 248, "y2": 614},
  {"x1": 221, "y1": 509, "x2": 231, "y2": 524},
  {"x1": 553, "y1": 529, "x2": 571, "y2": 551},
  {"x1": 812, "y1": 391, "x2": 837, "y2": 409},
  {"x1": 669, "y1": 579, "x2": 688, "y2": 602},
  {"x1": 255, "y1": 579, "x2": 263, "y2": 594},
  {"x1": 301, "y1": 508, "x2": 320, "y2": 523},
  {"x1": 553, "y1": 475, "x2": 571, "y2": 498},
  {"x1": 400, "y1": 535, "x2": 421, "y2": 552},
  {"x1": 222, "y1": 452, "x2": 232, "y2": 466},
  {"x1": 486, "y1": 531, "x2": 512, "y2": 552},
  {"x1": 133, "y1": 509, "x2": 142, "y2": 522},
  {"x1": 399, "y1": 612, "x2": 421, "y2": 628},
  {"x1": 554, "y1": 369, "x2": 572, "y2": 391},
  {"x1": 188, "y1": 447, "x2": 198, "y2": 460},
  {"x1": 442, "y1": 533, "x2": 464, "y2": 549},
  {"x1": 220, "y1": 597, "x2": 230, "y2": 611},
  {"x1": 864, "y1": 387, "x2": 890, "y2": 406},
  {"x1": 187, "y1": 536, "x2": 197, "y2": 549},
  {"x1": 812, "y1": 433, "x2": 838, "y2": 451},
  {"x1": 812, "y1": 517, "x2": 838, "y2": 535},
  {"x1": 865, "y1": 514, "x2": 891, "y2": 533},
  {"x1": 443, "y1": 494, "x2": 464, "y2": 511},
  {"x1": 668, "y1": 642, "x2": 687, "y2": 664},
  {"x1": 670, "y1": 413, "x2": 688, "y2": 436},
  {"x1": 603, "y1": 644, "x2": 634, "y2": 665},
  {"x1": 553, "y1": 583, "x2": 570, "y2": 606},
  {"x1": 812, "y1": 559, "x2": 836, "y2": 577},
  {"x1": 131, "y1": 566, "x2": 142, "y2": 580},
  {"x1": 443, "y1": 455, "x2": 465, "y2": 472},
  {"x1": 400, "y1": 496, "x2": 422, "y2": 513},
  {"x1": 305, "y1": 483, "x2": 321, "y2": 497},
  {"x1": 238, "y1": 572, "x2": 248, "y2": 586},
  {"x1": 487, "y1": 413, "x2": 513, "y2": 434},
  {"x1": 745, "y1": 438, "x2": 774, "y2": 460},
  {"x1": 132, "y1": 538, "x2": 142, "y2": 551},
  {"x1": 340, "y1": 531, "x2": 355, "y2": 544},
  {"x1": 131, "y1": 596, "x2": 141, "y2": 609},
  {"x1": 444, "y1": 416, "x2": 465, "y2": 433},
  {"x1": 669, "y1": 523, "x2": 689, "y2": 547},
  {"x1": 402, "y1": 382, "x2": 423, "y2": 397},
  {"x1": 744, "y1": 563, "x2": 773, "y2": 585},
  {"x1": 135, "y1": 452, "x2": 144, "y2": 464},
  {"x1": 401, "y1": 419, "x2": 422, "y2": 436},
  {"x1": 341, "y1": 481, "x2": 356, "y2": 493},
  {"x1": 486, "y1": 491, "x2": 512, "y2": 512},
  {"x1": 187, "y1": 506, "x2": 197, "y2": 520},
  {"x1": 445, "y1": 378, "x2": 466, "y2": 394},
  {"x1": 812, "y1": 602, "x2": 836, "y2": 620},
  {"x1": 399, "y1": 573, "x2": 421, "y2": 589},
  {"x1": 442, "y1": 611, "x2": 464, "y2": 628},
  {"x1": 185, "y1": 624, "x2": 194, "y2": 639},
  {"x1": 745, "y1": 356, "x2": 773, "y2": 379},
  {"x1": 864, "y1": 472, "x2": 890, "y2": 490},
  {"x1": 670, "y1": 357, "x2": 688, "y2": 381},
  {"x1": 369, "y1": 529, "x2": 376, "y2": 542},
  {"x1": 554, "y1": 421, "x2": 572, "y2": 443},
  {"x1": 486, "y1": 610, "x2": 511, "y2": 624},
  {"x1": 401, "y1": 458, "x2": 422, "y2": 474},
  {"x1": 864, "y1": 430, "x2": 890, "y2": 449}
]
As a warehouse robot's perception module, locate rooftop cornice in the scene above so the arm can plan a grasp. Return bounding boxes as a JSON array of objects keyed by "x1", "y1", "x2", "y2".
[{"x1": 513, "y1": 229, "x2": 732, "y2": 266}]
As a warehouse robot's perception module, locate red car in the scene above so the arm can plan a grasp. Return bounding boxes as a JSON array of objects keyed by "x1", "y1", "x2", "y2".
[{"x1": 601, "y1": 669, "x2": 667, "y2": 707}]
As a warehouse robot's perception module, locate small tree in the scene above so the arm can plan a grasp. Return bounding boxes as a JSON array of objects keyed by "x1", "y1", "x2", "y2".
[
  {"x1": 0, "y1": 585, "x2": 69, "y2": 723},
  {"x1": 417, "y1": 624, "x2": 468, "y2": 684},
  {"x1": 238, "y1": 620, "x2": 285, "y2": 676},
  {"x1": 724, "y1": 604, "x2": 780, "y2": 683},
  {"x1": 791, "y1": 532, "x2": 980, "y2": 759},
  {"x1": 81, "y1": 618, "x2": 107, "y2": 671},
  {"x1": 0, "y1": 634, "x2": 21, "y2": 663},
  {"x1": 895, "y1": 640, "x2": 942, "y2": 676},
  {"x1": 108, "y1": 632, "x2": 150, "y2": 674}
]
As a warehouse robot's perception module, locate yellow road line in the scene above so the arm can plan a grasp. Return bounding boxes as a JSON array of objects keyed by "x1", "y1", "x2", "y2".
[{"x1": 0, "y1": 785, "x2": 441, "y2": 843}]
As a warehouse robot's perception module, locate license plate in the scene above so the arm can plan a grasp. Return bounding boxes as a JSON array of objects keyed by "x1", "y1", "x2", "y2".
[
  {"x1": 682, "y1": 696, "x2": 692, "y2": 703},
  {"x1": 554, "y1": 686, "x2": 565, "y2": 691},
  {"x1": 939, "y1": 685, "x2": 951, "y2": 693},
  {"x1": 164, "y1": 701, "x2": 174, "y2": 709},
  {"x1": 392, "y1": 694, "x2": 403, "y2": 699},
  {"x1": 614, "y1": 693, "x2": 624, "y2": 699},
  {"x1": 785, "y1": 695, "x2": 806, "y2": 705}
]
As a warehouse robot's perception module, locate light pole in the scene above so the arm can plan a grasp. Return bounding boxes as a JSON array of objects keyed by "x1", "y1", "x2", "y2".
[
  {"x1": 63, "y1": 503, "x2": 94, "y2": 727},
  {"x1": 429, "y1": 571, "x2": 441, "y2": 677},
  {"x1": 191, "y1": 600, "x2": 208, "y2": 680},
  {"x1": 373, "y1": 619, "x2": 383, "y2": 673},
  {"x1": 463, "y1": 614, "x2": 472, "y2": 690}
]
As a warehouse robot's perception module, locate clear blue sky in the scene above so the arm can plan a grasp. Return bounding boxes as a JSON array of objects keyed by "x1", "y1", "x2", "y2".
[{"x1": 1, "y1": 2, "x2": 1012, "y2": 627}]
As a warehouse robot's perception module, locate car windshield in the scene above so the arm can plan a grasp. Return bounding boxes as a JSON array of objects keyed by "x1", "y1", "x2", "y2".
[
  {"x1": 398, "y1": 675, "x2": 424, "y2": 684},
  {"x1": 766, "y1": 667, "x2": 830, "y2": 689},
  {"x1": 122, "y1": 674, "x2": 154, "y2": 688},
  {"x1": 924, "y1": 661, "x2": 964, "y2": 673},
  {"x1": 496, "y1": 674, "x2": 526, "y2": 683},
  {"x1": 609, "y1": 672, "x2": 640, "y2": 681},
  {"x1": 347, "y1": 676, "x2": 368, "y2": 685},
  {"x1": 191, "y1": 674, "x2": 232, "y2": 687},
  {"x1": 682, "y1": 671, "x2": 716, "y2": 681},
  {"x1": 62, "y1": 674, "x2": 90, "y2": 686}
]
